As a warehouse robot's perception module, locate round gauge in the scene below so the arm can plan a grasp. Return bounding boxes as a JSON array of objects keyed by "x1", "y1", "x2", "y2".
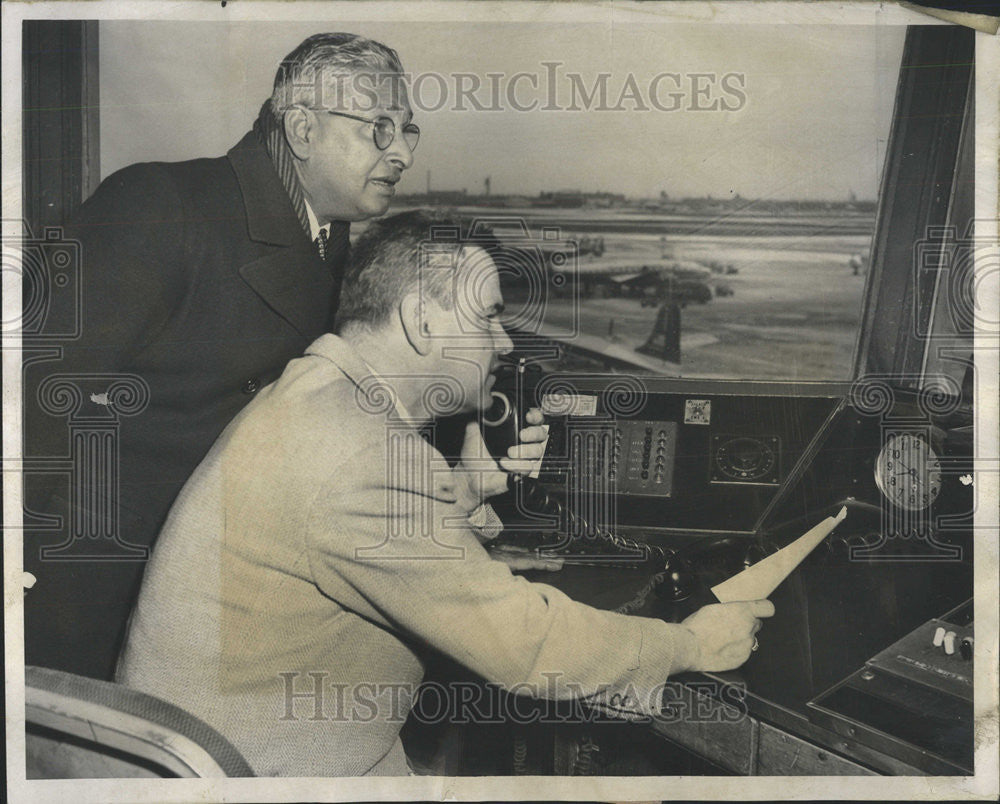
[
  {"x1": 874, "y1": 432, "x2": 942, "y2": 511},
  {"x1": 715, "y1": 436, "x2": 777, "y2": 482}
]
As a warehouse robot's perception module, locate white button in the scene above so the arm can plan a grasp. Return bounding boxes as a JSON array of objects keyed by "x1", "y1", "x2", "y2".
[
  {"x1": 933, "y1": 626, "x2": 946, "y2": 647},
  {"x1": 943, "y1": 631, "x2": 957, "y2": 655}
]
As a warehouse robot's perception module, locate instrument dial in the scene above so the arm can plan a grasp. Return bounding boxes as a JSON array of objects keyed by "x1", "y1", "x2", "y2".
[
  {"x1": 874, "y1": 432, "x2": 942, "y2": 511},
  {"x1": 712, "y1": 435, "x2": 780, "y2": 484}
]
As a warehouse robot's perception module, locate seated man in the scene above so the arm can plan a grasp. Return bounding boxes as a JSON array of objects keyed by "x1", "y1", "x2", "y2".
[{"x1": 116, "y1": 210, "x2": 773, "y2": 776}]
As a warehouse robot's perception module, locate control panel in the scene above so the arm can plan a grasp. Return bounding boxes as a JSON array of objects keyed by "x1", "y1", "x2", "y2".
[
  {"x1": 515, "y1": 385, "x2": 840, "y2": 532},
  {"x1": 865, "y1": 617, "x2": 974, "y2": 701},
  {"x1": 541, "y1": 419, "x2": 678, "y2": 499},
  {"x1": 611, "y1": 420, "x2": 678, "y2": 496},
  {"x1": 808, "y1": 600, "x2": 974, "y2": 774}
]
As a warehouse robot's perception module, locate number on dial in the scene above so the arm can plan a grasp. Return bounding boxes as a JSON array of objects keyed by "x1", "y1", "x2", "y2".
[{"x1": 874, "y1": 432, "x2": 942, "y2": 511}]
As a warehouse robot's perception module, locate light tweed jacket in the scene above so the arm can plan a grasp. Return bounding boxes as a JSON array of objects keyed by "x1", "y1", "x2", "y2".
[{"x1": 116, "y1": 334, "x2": 693, "y2": 776}]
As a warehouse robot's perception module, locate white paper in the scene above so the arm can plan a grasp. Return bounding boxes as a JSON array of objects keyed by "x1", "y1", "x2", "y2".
[{"x1": 711, "y1": 507, "x2": 848, "y2": 603}]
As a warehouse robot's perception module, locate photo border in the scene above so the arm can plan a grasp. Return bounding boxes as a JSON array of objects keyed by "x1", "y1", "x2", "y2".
[{"x1": 3, "y1": 2, "x2": 997, "y2": 801}]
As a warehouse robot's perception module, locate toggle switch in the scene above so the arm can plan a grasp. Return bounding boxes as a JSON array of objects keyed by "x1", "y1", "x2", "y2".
[
  {"x1": 932, "y1": 626, "x2": 946, "y2": 647},
  {"x1": 943, "y1": 630, "x2": 957, "y2": 655}
]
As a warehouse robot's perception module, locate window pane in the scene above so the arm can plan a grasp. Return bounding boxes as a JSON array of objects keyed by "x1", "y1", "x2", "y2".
[{"x1": 387, "y1": 23, "x2": 906, "y2": 381}]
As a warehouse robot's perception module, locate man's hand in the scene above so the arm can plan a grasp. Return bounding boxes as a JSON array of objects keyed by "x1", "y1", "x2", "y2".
[
  {"x1": 451, "y1": 408, "x2": 549, "y2": 510},
  {"x1": 678, "y1": 600, "x2": 775, "y2": 673},
  {"x1": 498, "y1": 407, "x2": 549, "y2": 478}
]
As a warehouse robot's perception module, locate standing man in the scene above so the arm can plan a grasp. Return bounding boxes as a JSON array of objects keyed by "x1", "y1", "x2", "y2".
[
  {"x1": 116, "y1": 211, "x2": 774, "y2": 777},
  {"x1": 23, "y1": 33, "x2": 418, "y2": 679}
]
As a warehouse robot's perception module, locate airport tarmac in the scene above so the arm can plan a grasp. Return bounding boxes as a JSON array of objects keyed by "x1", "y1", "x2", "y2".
[{"x1": 520, "y1": 239, "x2": 867, "y2": 381}]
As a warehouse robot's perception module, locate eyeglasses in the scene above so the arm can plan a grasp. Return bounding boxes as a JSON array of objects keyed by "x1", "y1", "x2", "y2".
[{"x1": 324, "y1": 110, "x2": 420, "y2": 152}]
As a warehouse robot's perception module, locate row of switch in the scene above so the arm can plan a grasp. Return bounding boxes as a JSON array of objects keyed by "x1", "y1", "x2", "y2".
[
  {"x1": 932, "y1": 626, "x2": 974, "y2": 660},
  {"x1": 632, "y1": 427, "x2": 670, "y2": 483}
]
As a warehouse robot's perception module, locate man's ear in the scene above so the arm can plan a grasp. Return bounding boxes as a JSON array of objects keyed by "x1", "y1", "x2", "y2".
[
  {"x1": 400, "y1": 291, "x2": 433, "y2": 356},
  {"x1": 283, "y1": 106, "x2": 315, "y2": 161}
]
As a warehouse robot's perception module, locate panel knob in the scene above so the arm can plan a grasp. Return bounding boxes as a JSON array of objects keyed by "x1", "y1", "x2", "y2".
[{"x1": 960, "y1": 636, "x2": 974, "y2": 661}]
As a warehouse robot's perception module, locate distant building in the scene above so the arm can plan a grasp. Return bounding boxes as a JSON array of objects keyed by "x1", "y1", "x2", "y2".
[
  {"x1": 393, "y1": 188, "x2": 876, "y2": 216},
  {"x1": 537, "y1": 191, "x2": 585, "y2": 208},
  {"x1": 393, "y1": 189, "x2": 468, "y2": 206},
  {"x1": 499, "y1": 195, "x2": 533, "y2": 208},
  {"x1": 583, "y1": 192, "x2": 627, "y2": 208}
]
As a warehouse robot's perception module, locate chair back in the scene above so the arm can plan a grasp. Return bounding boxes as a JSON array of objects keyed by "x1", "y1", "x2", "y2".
[{"x1": 25, "y1": 665, "x2": 254, "y2": 778}]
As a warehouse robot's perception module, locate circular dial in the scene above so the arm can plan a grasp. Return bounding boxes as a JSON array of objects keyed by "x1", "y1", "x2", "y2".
[
  {"x1": 874, "y1": 432, "x2": 942, "y2": 511},
  {"x1": 715, "y1": 436, "x2": 777, "y2": 482}
]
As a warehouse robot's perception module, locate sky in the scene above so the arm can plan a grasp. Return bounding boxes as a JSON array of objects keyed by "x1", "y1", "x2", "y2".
[{"x1": 100, "y1": 20, "x2": 906, "y2": 201}]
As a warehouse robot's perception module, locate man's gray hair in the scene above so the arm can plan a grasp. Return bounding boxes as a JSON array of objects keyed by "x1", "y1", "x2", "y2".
[{"x1": 270, "y1": 33, "x2": 404, "y2": 115}]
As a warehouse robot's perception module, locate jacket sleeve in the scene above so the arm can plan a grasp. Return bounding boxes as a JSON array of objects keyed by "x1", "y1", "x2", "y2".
[{"x1": 304, "y1": 436, "x2": 697, "y2": 719}]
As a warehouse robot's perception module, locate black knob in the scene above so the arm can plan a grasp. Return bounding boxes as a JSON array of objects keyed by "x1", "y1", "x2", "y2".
[
  {"x1": 960, "y1": 636, "x2": 974, "y2": 661},
  {"x1": 656, "y1": 554, "x2": 696, "y2": 601}
]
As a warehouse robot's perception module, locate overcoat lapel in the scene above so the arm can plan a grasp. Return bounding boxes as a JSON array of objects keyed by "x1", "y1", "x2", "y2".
[{"x1": 227, "y1": 132, "x2": 338, "y2": 337}]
